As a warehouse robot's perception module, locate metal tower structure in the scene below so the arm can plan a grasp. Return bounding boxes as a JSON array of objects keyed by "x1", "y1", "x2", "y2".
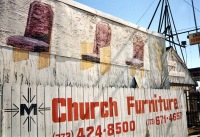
[{"x1": 148, "y1": 0, "x2": 200, "y2": 64}]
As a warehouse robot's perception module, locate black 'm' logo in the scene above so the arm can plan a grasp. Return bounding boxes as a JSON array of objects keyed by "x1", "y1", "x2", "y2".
[{"x1": 4, "y1": 87, "x2": 50, "y2": 132}]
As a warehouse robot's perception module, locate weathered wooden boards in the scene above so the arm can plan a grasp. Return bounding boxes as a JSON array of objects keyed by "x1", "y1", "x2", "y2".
[
  {"x1": 1, "y1": 84, "x2": 188, "y2": 137},
  {"x1": 0, "y1": 46, "x2": 171, "y2": 89},
  {"x1": 0, "y1": 47, "x2": 133, "y2": 87}
]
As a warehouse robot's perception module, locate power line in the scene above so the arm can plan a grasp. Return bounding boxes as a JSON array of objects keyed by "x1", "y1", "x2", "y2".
[
  {"x1": 182, "y1": 0, "x2": 200, "y2": 13},
  {"x1": 136, "y1": 0, "x2": 156, "y2": 24}
]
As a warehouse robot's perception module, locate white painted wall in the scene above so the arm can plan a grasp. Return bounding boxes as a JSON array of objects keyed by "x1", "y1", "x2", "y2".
[{"x1": 0, "y1": 0, "x2": 169, "y2": 88}]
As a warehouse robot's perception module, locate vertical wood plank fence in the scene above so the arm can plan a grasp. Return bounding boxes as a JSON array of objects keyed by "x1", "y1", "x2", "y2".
[{"x1": 0, "y1": 83, "x2": 188, "y2": 137}]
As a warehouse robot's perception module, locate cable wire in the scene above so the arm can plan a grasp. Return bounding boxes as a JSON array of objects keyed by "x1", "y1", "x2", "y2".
[
  {"x1": 136, "y1": 0, "x2": 156, "y2": 24},
  {"x1": 182, "y1": 0, "x2": 200, "y2": 13}
]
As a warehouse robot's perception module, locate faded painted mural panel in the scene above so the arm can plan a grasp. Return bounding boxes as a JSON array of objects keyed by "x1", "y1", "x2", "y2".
[{"x1": 0, "y1": 0, "x2": 169, "y2": 88}]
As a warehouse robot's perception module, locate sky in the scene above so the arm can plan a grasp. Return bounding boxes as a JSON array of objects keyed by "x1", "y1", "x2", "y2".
[{"x1": 75, "y1": 0, "x2": 200, "y2": 69}]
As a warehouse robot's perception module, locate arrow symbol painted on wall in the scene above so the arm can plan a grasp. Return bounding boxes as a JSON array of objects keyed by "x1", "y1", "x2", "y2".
[
  {"x1": 38, "y1": 103, "x2": 50, "y2": 115},
  {"x1": 4, "y1": 103, "x2": 19, "y2": 117},
  {"x1": 4, "y1": 86, "x2": 51, "y2": 132},
  {"x1": 23, "y1": 116, "x2": 36, "y2": 132},
  {"x1": 22, "y1": 88, "x2": 35, "y2": 103}
]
